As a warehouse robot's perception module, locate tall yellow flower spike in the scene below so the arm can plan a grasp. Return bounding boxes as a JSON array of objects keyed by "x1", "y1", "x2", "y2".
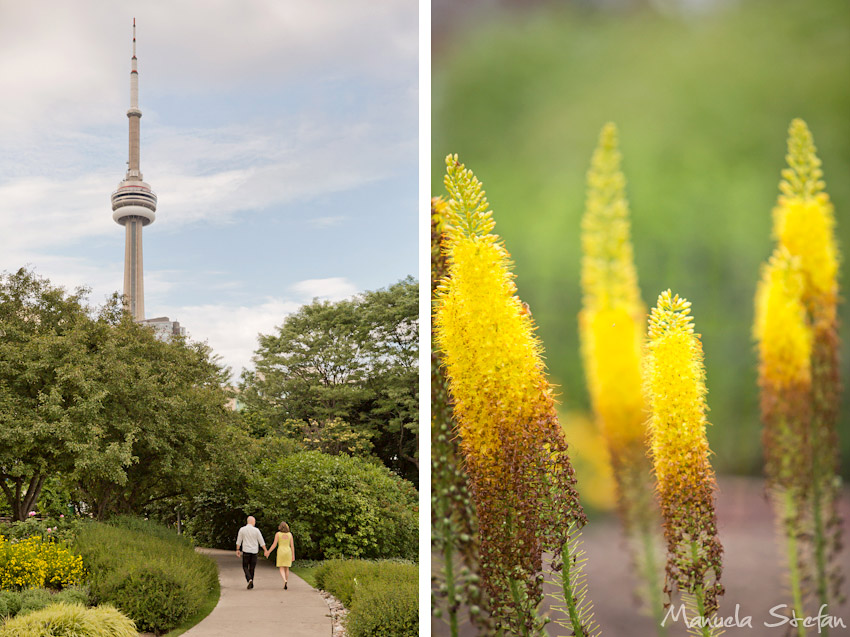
[
  {"x1": 754, "y1": 248, "x2": 812, "y2": 395},
  {"x1": 435, "y1": 155, "x2": 595, "y2": 636},
  {"x1": 773, "y1": 119, "x2": 838, "y2": 314},
  {"x1": 758, "y1": 119, "x2": 843, "y2": 633},
  {"x1": 580, "y1": 123, "x2": 645, "y2": 458},
  {"x1": 579, "y1": 124, "x2": 664, "y2": 631},
  {"x1": 645, "y1": 291, "x2": 723, "y2": 632}
]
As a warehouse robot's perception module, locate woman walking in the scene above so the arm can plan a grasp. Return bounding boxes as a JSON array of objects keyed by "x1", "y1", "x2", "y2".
[{"x1": 265, "y1": 521, "x2": 295, "y2": 589}]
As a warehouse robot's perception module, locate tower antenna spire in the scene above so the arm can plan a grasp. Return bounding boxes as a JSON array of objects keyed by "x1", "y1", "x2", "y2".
[{"x1": 111, "y1": 19, "x2": 157, "y2": 321}]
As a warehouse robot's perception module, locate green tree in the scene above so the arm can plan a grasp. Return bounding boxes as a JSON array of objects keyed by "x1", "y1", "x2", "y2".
[
  {"x1": 71, "y1": 312, "x2": 233, "y2": 518},
  {"x1": 240, "y1": 277, "x2": 419, "y2": 483},
  {"x1": 361, "y1": 279, "x2": 419, "y2": 477},
  {"x1": 0, "y1": 268, "x2": 93, "y2": 520},
  {"x1": 0, "y1": 268, "x2": 233, "y2": 520}
]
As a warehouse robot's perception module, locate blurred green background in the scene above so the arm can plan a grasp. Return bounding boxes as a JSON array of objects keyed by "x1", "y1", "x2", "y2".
[{"x1": 432, "y1": 0, "x2": 850, "y2": 480}]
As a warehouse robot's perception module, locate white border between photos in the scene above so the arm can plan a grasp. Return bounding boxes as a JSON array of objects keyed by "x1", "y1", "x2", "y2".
[{"x1": 418, "y1": 0, "x2": 432, "y2": 635}]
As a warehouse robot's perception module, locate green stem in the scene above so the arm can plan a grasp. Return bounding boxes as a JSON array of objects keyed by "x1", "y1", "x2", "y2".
[
  {"x1": 782, "y1": 490, "x2": 807, "y2": 637},
  {"x1": 811, "y1": 474, "x2": 830, "y2": 637},
  {"x1": 442, "y1": 532, "x2": 459, "y2": 637},
  {"x1": 689, "y1": 541, "x2": 713, "y2": 637},
  {"x1": 508, "y1": 578, "x2": 531, "y2": 637},
  {"x1": 638, "y1": 525, "x2": 667, "y2": 637},
  {"x1": 561, "y1": 540, "x2": 586, "y2": 637}
]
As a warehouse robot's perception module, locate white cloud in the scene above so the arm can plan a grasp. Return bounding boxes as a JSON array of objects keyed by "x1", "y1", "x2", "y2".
[
  {"x1": 156, "y1": 298, "x2": 302, "y2": 377},
  {"x1": 0, "y1": 1, "x2": 416, "y2": 135},
  {"x1": 290, "y1": 278, "x2": 358, "y2": 302}
]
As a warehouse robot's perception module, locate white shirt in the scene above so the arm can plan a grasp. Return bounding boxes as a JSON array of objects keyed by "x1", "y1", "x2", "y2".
[{"x1": 236, "y1": 524, "x2": 266, "y2": 554}]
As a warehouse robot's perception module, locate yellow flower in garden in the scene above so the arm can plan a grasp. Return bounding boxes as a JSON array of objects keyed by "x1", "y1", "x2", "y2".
[
  {"x1": 436, "y1": 161, "x2": 550, "y2": 458},
  {"x1": 579, "y1": 122, "x2": 646, "y2": 460},
  {"x1": 645, "y1": 290, "x2": 723, "y2": 618},
  {"x1": 579, "y1": 123, "x2": 666, "y2": 632},
  {"x1": 773, "y1": 119, "x2": 838, "y2": 312},
  {"x1": 757, "y1": 118, "x2": 843, "y2": 624},
  {"x1": 754, "y1": 248, "x2": 812, "y2": 391},
  {"x1": 435, "y1": 154, "x2": 593, "y2": 635}
]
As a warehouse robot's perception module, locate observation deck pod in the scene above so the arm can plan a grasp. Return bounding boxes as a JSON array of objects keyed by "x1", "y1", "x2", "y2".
[{"x1": 112, "y1": 181, "x2": 157, "y2": 225}]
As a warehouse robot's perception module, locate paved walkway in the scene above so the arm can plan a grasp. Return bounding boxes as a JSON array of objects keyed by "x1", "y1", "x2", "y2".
[{"x1": 182, "y1": 548, "x2": 332, "y2": 637}]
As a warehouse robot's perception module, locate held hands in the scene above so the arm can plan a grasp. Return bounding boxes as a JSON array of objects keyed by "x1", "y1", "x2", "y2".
[{"x1": 263, "y1": 549, "x2": 270, "y2": 558}]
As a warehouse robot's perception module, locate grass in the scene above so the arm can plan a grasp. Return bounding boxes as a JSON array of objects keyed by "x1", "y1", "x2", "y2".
[
  {"x1": 159, "y1": 580, "x2": 220, "y2": 637},
  {"x1": 432, "y1": 0, "x2": 850, "y2": 479},
  {"x1": 290, "y1": 560, "x2": 323, "y2": 588},
  {"x1": 73, "y1": 519, "x2": 219, "y2": 634}
]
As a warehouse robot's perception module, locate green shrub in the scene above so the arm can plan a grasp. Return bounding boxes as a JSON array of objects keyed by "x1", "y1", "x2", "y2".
[
  {"x1": 15, "y1": 589, "x2": 50, "y2": 616},
  {"x1": 0, "y1": 602, "x2": 136, "y2": 637},
  {"x1": 50, "y1": 587, "x2": 88, "y2": 607},
  {"x1": 345, "y1": 579, "x2": 418, "y2": 637},
  {"x1": 73, "y1": 519, "x2": 218, "y2": 634},
  {"x1": 0, "y1": 519, "x2": 80, "y2": 546},
  {"x1": 0, "y1": 591, "x2": 23, "y2": 617},
  {"x1": 0, "y1": 587, "x2": 89, "y2": 620},
  {"x1": 109, "y1": 568, "x2": 191, "y2": 633},
  {"x1": 315, "y1": 560, "x2": 418, "y2": 637},
  {"x1": 249, "y1": 451, "x2": 417, "y2": 560},
  {"x1": 315, "y1": 559, "x2": 417, "y2": 606}
]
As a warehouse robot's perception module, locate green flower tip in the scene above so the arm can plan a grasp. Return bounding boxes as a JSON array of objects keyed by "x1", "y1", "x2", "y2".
[
  {"x1": 590, "y1": 122, "x2": 623, "y2": 178},
  {"x1": 781, "y1": 118, "x2": 824, "y2": 199},
  {"x1": 443, "y1": 153, "x2": 496, "y2": 240},
  {"x1": 649, "y1": 290, "x2": 694, "y2": 338}
]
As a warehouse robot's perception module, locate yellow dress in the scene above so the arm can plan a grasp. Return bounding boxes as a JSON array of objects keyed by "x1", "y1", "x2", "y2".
[{"x1": 275, "y1": 532, "x2": 293, "y2": 567}]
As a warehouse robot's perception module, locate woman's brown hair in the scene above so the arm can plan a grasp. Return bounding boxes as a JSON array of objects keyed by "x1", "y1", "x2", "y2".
[{"x1": 278, "y1": 521, "x2": 290, "y2": 533}]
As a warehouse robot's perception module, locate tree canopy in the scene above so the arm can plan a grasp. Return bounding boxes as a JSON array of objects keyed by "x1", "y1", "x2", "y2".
[
  {"x1": 240, "y1": 277, "x2": 419, "y2": 483},
  {"x1": 0, "y1": 268, "x2": 232, "y2": 520}
]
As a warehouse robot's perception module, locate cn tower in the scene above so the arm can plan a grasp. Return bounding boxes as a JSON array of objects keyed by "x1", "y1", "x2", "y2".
[{"x1": 111, "y1": 19, "x2": 157, "y2": 321}]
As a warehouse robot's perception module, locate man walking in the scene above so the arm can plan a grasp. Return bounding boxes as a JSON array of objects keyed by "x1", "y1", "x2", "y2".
[{"x1": 236, "y1": 516, "x2": 266, "y2": 589}]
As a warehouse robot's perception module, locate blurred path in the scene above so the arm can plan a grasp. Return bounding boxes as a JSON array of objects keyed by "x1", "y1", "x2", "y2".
[{"x1": 183, "y1": 548, "x2": 331, "y2": 637}]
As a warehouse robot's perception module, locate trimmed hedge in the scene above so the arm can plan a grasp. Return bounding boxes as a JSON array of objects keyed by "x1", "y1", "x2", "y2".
[
  {"x1": 73, "y1": 519, "x2": 218, "y2": 634},
  {"x1": 315, "y1": 559, "x2": 417, "y2": 637},
  {"x1": 0, "y1": 602, "x2": 136, "y2": 636}
]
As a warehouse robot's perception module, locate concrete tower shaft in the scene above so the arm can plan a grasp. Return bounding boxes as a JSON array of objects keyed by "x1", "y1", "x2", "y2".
[{"x1": 112, "y1": 19, "x2": 156, "y2": 321}]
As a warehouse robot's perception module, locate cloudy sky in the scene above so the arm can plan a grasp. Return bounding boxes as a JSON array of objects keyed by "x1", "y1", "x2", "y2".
[{"x1": 0, "y1": 1, "x2": 418, "y2": 377}]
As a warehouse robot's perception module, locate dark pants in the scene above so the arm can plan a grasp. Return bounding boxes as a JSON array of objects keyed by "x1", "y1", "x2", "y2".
[{"x1": 242, "y1": 551, "x2": 258, "y2": 582}]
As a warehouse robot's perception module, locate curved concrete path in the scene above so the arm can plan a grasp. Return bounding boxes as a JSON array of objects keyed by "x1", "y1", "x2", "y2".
[{"x1": 183, "y1": 548, "x2": 332, "y2": 636}]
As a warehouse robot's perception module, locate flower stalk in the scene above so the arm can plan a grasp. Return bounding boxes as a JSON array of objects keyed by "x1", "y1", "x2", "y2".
[
  {"x1": 434, "y1": 155, "x2": 596, "y2": 635},
  {"x1": 579, "y1": 123, "x2": 666, "y2": 633},
  {"x1": 644, "y1": 291, "x2": 724, "y2": 636},
  {"x1": 756, "y1": 119, "x2": 843, "y2": 633},
  {"x1": 431, "y1": 197, "x2": 495, "y2": 636}
]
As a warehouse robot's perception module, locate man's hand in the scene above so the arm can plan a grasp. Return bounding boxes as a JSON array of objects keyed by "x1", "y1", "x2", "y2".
[{"x1": 236, "y1": 550, "x2": 242, "y2": 558}]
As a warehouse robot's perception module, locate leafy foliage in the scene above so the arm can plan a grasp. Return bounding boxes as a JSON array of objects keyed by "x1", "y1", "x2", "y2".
[
  {"x1": 0, "y1": 587, "x2": 88, "y2": 620},
  {"x1": 0, "y1": 268, "x2": 233, "y2": 521},
  {"x1": 345, "y1": 578, "x2": 418, "y2": 637},
  {"x1": 249, "y1": 451, "x2": 417, "y2": 561},
  {"x1": 240, "y1": 278, "x2": 418, "y2": 483}
]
